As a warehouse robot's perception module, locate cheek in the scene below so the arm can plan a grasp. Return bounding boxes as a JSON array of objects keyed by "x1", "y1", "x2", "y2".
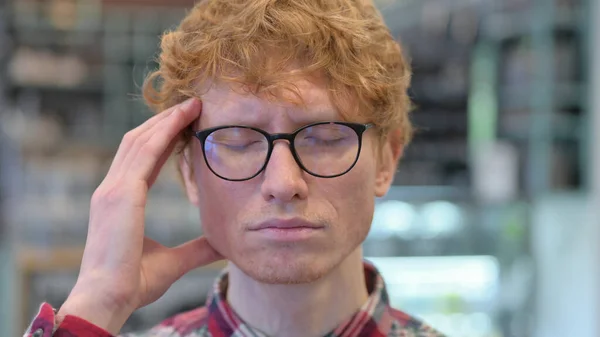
[
  {"x1": 328, "y1": 161, "x2": 376, "y2": 239},
  {"x1": 193, "y1": 154, "x2": 240, "y2": 256}
]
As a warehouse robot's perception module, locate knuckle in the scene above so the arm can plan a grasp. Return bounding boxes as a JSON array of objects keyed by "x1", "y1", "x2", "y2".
[
  {"x1": 121, "y1": 131, "x2": 136, "y2": 146},
  {"x1": 91, "y1": 185, "x2": 126, "y2": 208}
]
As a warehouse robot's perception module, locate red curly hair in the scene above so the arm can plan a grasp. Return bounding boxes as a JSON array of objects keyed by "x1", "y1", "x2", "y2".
[{"x1": 143, "y1": 0, "x2": 413, "y2": 150}]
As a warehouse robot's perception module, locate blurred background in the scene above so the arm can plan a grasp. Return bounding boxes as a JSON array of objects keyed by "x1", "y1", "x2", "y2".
[{"x1": 0, "y1": 0, "x2": 599, "y2": 336}]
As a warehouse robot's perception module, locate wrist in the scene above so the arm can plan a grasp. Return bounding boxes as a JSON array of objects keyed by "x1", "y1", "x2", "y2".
[{"x1": 57, "y1": 289, "x2": 134, "y2": 335}]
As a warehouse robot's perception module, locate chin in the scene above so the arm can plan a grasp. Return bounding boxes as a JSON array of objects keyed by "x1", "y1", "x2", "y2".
[{"x1": 232, "y1": 249, "x2": 341, "y2": 285}]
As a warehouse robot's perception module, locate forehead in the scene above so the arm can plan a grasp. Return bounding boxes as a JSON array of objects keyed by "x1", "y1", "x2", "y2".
[{"x1": 198, "y1": 78, "x2": 342, "y2": 129}]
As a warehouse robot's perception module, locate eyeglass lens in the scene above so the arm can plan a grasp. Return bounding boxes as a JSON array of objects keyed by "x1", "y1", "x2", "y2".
[{"x1": 203, "y1": 123, "x2": 361, "y2": 180}]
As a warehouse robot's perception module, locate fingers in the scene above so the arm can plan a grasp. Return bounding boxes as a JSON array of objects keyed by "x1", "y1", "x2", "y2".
[
  {"x1": 105, "y1": 98, "x2": 198, "y2": 181},
  {"x1": 143, "y1": 236, "x2": 225, "y2": 283},
  {"x1": 126, "y1": 99, "x2": 201, "y2": 183},
  {"x1": 170, "y1": 237, "x2": 225, "y2": 277},
  {"x1": 145, "y1": 136, "x2": 179, "y2": 188}
]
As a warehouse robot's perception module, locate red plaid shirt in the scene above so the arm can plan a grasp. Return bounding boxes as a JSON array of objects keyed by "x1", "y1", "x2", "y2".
[{"x1": 24, "y1": 262, "x2": 445, "y2": 337}]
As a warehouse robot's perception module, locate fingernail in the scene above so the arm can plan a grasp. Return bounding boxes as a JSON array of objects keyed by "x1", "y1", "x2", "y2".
[{"x1": 181, "y1": 97, "x2": 196, "y2": 110}]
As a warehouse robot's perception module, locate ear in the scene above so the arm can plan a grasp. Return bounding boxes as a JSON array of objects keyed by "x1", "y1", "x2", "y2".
[
  {"x1": 179, "y1": 148, "x2": 200, "y2": 207},
  {"x1": 374, "y1": 130, "x2": 403, "y2": 198}
]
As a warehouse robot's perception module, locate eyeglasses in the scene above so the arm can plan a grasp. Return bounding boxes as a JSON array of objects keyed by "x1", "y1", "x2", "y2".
[{"x1": 194, "y1": 121, "x2": 374, "y2": 181}]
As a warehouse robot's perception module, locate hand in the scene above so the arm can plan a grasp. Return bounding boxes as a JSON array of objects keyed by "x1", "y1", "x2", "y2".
[{"x1": 57, "y1": 98, "x2": 223, "y2": 334}]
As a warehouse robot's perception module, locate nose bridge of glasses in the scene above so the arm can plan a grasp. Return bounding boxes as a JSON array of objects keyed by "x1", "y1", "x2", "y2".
[
  {"x1": 267, "y1": 133, "x2": 298, "y2": 155},
  {"x1": 268, "y1": 132, "x2": 295, "y2": 144},
  {"x1": 265, "y1": 132, "x2": 303, "y2": 171}
]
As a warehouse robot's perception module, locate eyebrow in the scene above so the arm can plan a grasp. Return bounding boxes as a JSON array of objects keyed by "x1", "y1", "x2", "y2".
[{"x1": 209, "y1": 107, "x2": 340, "y2": 129}]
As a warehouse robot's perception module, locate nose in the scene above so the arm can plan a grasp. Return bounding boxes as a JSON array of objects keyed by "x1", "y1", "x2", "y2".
[{"x1": 260, "y1": 141, "x2": 309, "y2": 203}]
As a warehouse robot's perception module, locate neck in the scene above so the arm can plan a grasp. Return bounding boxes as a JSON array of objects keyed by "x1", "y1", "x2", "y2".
[{"x1": 226, "y1": 248, "x2": 369, "y2": 337}]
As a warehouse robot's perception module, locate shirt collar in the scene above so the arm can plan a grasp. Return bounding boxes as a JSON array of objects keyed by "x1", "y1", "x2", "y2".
[{"x1": 204, "y1": 261, "x2": 393, "y2": 337}]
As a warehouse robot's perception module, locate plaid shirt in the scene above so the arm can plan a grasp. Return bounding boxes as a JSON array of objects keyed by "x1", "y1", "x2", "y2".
[{"x1": 25, "y1": 262, "x2": 446, "y2": 337}]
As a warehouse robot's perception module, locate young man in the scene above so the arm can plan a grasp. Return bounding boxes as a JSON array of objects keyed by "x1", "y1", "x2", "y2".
[{"x1": 25, "y1": 0, "x2": 446, "y2": 336}]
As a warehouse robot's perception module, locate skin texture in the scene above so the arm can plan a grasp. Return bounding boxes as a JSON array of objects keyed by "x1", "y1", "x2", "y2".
[
  {"x1": 182, "y1": 79, "x2": 397, "y2": 284},
  {"x1": 178, "y1": 78, "x2": 403, "y2": 336}
]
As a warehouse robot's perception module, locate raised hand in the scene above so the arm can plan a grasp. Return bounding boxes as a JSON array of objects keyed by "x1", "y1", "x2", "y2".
[{"x1": 56, "y1": 98, "x2": 223, "y2": 334}]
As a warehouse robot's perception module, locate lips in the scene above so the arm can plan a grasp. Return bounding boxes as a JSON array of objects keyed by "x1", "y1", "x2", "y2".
[
  {"x1": 248, "y1": 218, "x2": 325, "y2": 231},
  {"x1": 247, "y1": 218, "x2": 325, "y2": 242}
]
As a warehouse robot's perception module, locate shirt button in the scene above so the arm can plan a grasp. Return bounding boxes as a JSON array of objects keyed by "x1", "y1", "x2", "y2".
[{"x1": 32, "y1": 328, "x2": 44, "y2": 337}]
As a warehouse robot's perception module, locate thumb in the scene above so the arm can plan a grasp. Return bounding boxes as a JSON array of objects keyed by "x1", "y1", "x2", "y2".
[{"x1": 168, "y1": 236, "x2": 225, "y2": 277}]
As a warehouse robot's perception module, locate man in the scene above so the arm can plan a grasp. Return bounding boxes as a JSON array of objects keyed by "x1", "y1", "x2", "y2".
[{"x1": 25, "y1": 0, "x2": 446, "y2": 336}]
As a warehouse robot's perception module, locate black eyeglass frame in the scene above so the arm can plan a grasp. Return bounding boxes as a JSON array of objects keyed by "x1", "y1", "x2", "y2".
[{"x1": 194, "y1": 121, "x2": 374, "y2": 181}]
